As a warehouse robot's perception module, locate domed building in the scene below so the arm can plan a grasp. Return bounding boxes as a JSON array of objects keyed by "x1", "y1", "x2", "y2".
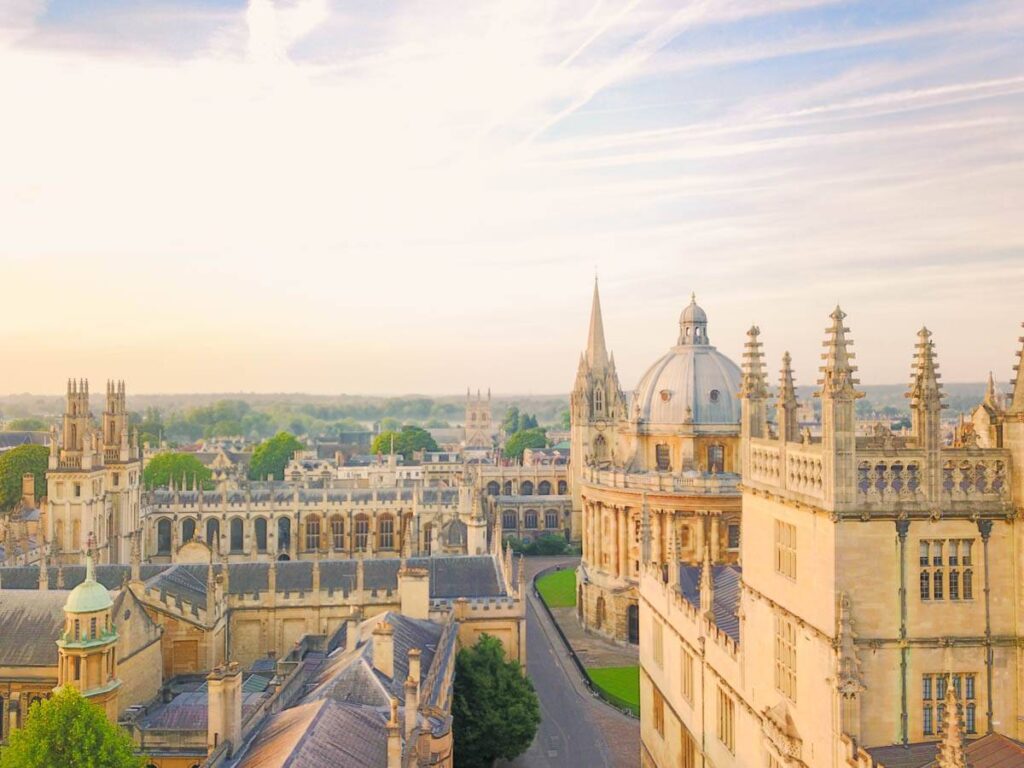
[{"x1": 570, "y1": 283, "x2": 743, "y2": 643}]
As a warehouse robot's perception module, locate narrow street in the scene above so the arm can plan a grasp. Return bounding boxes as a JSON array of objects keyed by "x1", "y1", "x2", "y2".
[{"x1": 499, "y1": 557, "x2": 640, "y2": 768}]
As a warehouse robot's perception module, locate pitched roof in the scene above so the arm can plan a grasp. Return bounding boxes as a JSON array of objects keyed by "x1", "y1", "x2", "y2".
[
  {"x1": 677, "y1": 564, "x2": 742, "y2": 642},
  {"x1": 867, "y1": 733, "x2": 1024, "y2": 768},
  {"x1": 0, "y1": 590, "x2": 68, "y2": 665}
]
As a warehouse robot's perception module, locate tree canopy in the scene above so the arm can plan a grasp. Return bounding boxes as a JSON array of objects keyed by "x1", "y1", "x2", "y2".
[
  {"x1": 5, "y1": 417, "x2": 47, "y2": 431},
  {"x1": 370, "y1": 425, "x2": 438, "y2": 460},
  {"x1": 452, "y1": 634, "x2": 539, "y2": 768},
  {"x1": 0, "y1": 444, "x2": 49, "y2": 512},
  {"x1": 0, "y1": 686, "x2": 144, "y2": 768},
  {"x1": 503, "y1": 428, "x2": 547, "y2": 463},
  {"x1": 248, "y1": 432, "x2": 304, "y2": 481},
  {"x1": 142, "y1": 452, "x2": 213, "y2": 490}
]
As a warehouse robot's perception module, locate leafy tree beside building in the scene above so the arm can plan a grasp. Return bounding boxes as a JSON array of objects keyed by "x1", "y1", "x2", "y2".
[
  {"x1": 0, "y1": 444, "x2": 49, "y2": 512},
  {"x1": 248, "y1": 432, "x2": 305, "y2": 481},
  {"x1": 142, "y1": 453, "x2": 213, "y2": 490},
  {"x1": 370, "y1": 425, "x2": 438, "y2": 460},
  {"x1": 503, "y1": 428, "x2": 547, "y2": 463}
]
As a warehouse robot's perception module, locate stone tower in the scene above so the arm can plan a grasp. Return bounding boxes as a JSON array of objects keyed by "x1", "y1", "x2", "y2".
[
  {"x1": 464, "y1": 388, "x2": 493, "y2": 449},
  {"x1": 569, "y1": 278, "x2": 624, "y2": 524},
  {"x1": 56, "y1": 554, "x2": 121, "y2": 722},
  {"x1": 102, "y1": 380, "x2": 142, "y2": 564}
]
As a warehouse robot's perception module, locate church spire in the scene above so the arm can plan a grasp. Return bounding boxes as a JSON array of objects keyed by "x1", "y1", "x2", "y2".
[
  {"x1": 907, "y1": 327, "x2": 944, "y2": 411},
  {"x1": 1009, "y1": 322, "x2": 1024, "y2": 414},
  {"x1": 817, "y1": 306, "x2": 863, "y2": 400},
  {"x1": 586, "y1": 277, "x2": 609, "y2": 370},
  {"x1": 935, "y1": 681, "x2": 967, "y2": 768},
  {"x1": 778, "y1": 351, "x2": 799, "y2": 442}
]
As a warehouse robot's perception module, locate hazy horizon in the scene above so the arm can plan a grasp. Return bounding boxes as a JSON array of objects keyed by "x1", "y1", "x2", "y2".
[{"x1": 2, "y1": 0, "x2": 1022, "y2": 393}]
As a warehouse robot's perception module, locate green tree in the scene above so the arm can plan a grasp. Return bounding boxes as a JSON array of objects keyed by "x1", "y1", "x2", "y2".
[
  {"x1": 248, "y1": 432, "x2": 304, "y2": 481},
  {"x1": 0, "y1": 685, "x2": 144, "y2": 768},
  {"x1": 5, "y1": 417, "x2": 47, "y2": 431},
  {"x1": 520, "y1": 413, "x2": 538, "y2": 430},
  {"x1": 559, "y1": 409, "x2": 571, "y2": 430},
  {"x1": 370, "y1": 426, "x2": 438, "y2": 460},
  {"x1": 452, "y1": 634, "x2": 539, "y2": 768},
  {"x1": 503, "y1": 428, "x2": 547, "y2": 463},
  {"x1": 501, "y1": 406, "x2": 520, "y2": 434},
  {"x1": 0, "y1": 444, "x2": 49, "y2": 512},
  {"x1": 142, "y1": 452, "x2": 213, "y2": 490},
  {"x1": 379, "y1": 417, "x2": 401, "y2": 432}
]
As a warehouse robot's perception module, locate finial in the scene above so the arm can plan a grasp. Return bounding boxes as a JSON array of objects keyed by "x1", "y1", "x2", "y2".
[
  {"x1": 935, "y1": 679, "x2": 966, "y2": 767},
  {"x1": 907, "y1": 326, "x2": 944, "y2": 410},
  {"x1": 740, "y1": 325, "x2": 769, "y2": 399},
  {"x1": 817, "y1": 305, "x2": 863, "y2": 400}
]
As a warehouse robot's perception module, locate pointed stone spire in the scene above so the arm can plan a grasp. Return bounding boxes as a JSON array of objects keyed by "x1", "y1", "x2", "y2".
[
  {"x1": 1010, "y1": 322, "x2": 1024, "y2": 414},
  {"x1": 984, "y1": 371, "x2": 999, "y2": 410},
  {"x1": 699, "y1": 542, "x2": 714, "y2": 617},
  {"x1": 778, "y1": 352, "x2": 799, "y2": 442},
  {"x1": 935, "y1": 681, "x2": 967, "y2": 768},
  {"x1": 585, "y1": 277, "x2": 609, "y2": 370},
  {"x1": 907, "y1": 327, "x2": 944, "y2": 411},
  {"x1": 817, "y1": 306, "x2": 863, "y2": 400},
  {"x1": 740, "y1": 326, "x2": 769, "y2": 399}
]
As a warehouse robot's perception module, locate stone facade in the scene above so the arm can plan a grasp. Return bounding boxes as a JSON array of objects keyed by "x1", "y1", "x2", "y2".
[
  {"x1": 573, "y1": 282, "x2": 742, "y2": 643},
  {"x1": 639, "y1": 310, "x2": 1024, "y2": 766}
]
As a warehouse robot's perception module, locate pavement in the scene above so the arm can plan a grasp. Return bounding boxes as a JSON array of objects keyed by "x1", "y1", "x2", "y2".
[{"x1": 498, "y1": 557, "x2": 640, "y2": 768}]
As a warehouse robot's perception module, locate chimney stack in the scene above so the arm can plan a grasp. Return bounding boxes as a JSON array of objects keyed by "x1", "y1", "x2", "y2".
[
  {"x1": 398, "y1": 566, "x2": 430, "y2": 620},
  {"x1": 373, "y1": 621, "x2": 395, "y2": 679},
  {"x1": 21, "y1": 473, "x2": 35, "y2": 508},
  {"x1": 404, "y1": 648, "x2": 421, "y2": 740},
  {"x1": 206, "y1": 662, "x2": 242, "y2": 756},
  {"x1": 386, "y1": 698, "x2": 402, "y2": 768}
]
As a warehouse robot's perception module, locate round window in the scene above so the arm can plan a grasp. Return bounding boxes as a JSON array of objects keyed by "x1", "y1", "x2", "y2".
[{"x1": 709, "y1": 389, "x2": 720, "y2": 403}]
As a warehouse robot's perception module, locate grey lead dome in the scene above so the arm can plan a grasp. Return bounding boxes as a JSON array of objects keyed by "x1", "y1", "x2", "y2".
[{"x1": 632, "y1": 296, "x2": 742, "y2": 426}]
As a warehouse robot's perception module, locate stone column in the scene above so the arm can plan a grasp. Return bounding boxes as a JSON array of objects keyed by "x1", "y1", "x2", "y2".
[
  {"x1": 582, "y1": 503, "x2": 590, "y2": 563},
  {"x1": 694, "y1": 514, "x2": 705, "y2": 564},
  {"x1": 652, "y1": 511, "x2": 662, "y2": 566},
  {"x1": 610, "y1": 506, "x2": 619, "y2": 576},
  {"x1": 710, "y1": 515, "x2": 720, "y2": 561}
]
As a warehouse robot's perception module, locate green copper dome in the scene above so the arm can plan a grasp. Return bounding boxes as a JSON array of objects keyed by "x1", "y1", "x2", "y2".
[{"x1": 64, "y1": 556, "x2": 113, "y2": 614}]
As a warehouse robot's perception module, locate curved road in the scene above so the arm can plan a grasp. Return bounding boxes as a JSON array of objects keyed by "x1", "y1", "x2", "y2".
[{"x1": 500, "y1": 557, "x2": 639, "y2": 768}]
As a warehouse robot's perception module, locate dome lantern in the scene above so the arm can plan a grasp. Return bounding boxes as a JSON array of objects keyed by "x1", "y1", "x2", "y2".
[{"x1": 678, "y1": 293, "x2": 710, "y2": 346}]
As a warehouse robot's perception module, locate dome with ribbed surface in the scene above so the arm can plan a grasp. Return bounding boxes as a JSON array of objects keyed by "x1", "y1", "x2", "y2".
[{"x1": 633, "y1": 298, "x2": 741, "y2": 426}]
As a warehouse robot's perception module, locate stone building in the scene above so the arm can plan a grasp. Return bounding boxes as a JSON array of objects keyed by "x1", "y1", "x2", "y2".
[
  {"x1": 46, "y1": 379, "x2": 143, "y2": 565},
  {"x1": 572, "y1": 282, "x2": 742, "y2": 643},
  {"x1": 463, "y1": 388, "x2": 494, "y2": 450},
  {"x1": 638, "y1": 310, "x2": 1024, "y2": 767}
]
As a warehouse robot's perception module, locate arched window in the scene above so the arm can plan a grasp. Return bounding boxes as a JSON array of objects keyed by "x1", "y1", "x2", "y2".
[
  {"x1": 503, "y1": 481, "x2": 513, "y2": 495},
  {"x1": 355, "y1": 515, "x2": 369, "y2": 551},
  {"x1": 206, "y1": 519, "x2": 220, "y2": 550},
  {"x1": 594, "y1": 435, "x2": 608, "y2": 462},
  {"x1": 538, "y1": 480, "x2": 551, "y2": 495},
  {"x1": 487, "y1": 481, "x2": 500, "y2": 496},
  {"x1": 594, "y1": 387, "x2": 604, "y2": 414},
  {"x1": 545, "y1": 510, "x2": 558, "y2": 529},
  {"x1": 182, "y1": 518, "x2": 196, "y2": 543},
  {"x1": 379, "y1": 515, "x2": 394, "y2": 550},
  {"x1": 331, "y1": 516, "x2": 345, "y2": 550},
  {"x1": 157, "y1": 519, "x2": 171, "y2": 554},
  {"x1": 74, "y1": 619, "x2": 81, "y2": 640},
  {"x1": 558, "y1": 480, "x2": 567, "y2": 494},
  {"x1": 503, "y1": 510, "x2": 517, "y2": 530},
  {"x1": 595, "y1": 596, "x2": 606, "y2": 629},
  {"x1": 521, "y1": 481, "x2": 534, "y2": 496},
  {"x1": 707, "y1": 444, "x2": 724, "y2": 474},
  {"x1": 254, "y1": 518, "x2": 268, "y2": 551},
  {"x1": 524, "y1": 510, "x2": 538, "y2": 529},
  {"x1": 277, "y1": 517, "x2": 291, "y2": 552},
  {"x1": 230, "y1": 518, "x2": 244, "y2": 552},
  {"x1": 89, "y1": 617, "x2": 97, "y2": 639},
  {"x1": 305, "y1": 515, "x2": 321, "y2": 552}
]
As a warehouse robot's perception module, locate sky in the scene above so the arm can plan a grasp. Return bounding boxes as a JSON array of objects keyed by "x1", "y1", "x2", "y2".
[{"x1": 0, "y1": 0, "x2": 1022, "y2": 395}]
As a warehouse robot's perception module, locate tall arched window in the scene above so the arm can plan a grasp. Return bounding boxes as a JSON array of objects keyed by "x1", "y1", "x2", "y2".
[
  {"x1": 355, "y1": 515, "x2": 369, "y2": 550},
  {"x1": 558, "y1": 480, "x2": 568, "y2": 494},
  {"x1": 545, "y1": 510, "x2": 558, "y2": 529},
  {"x1": 254, "y1": 518, "x2": 268, "y2": 551},
  {"x1": 487, "y1": 481, "x2": 500, "y2": 496},
  {"x1": 206, "y1": 519, "x2": 220, "y2": 550},
  {"x1": 503, "y1": 481, "x2": 513, "y2": 495},
  {"x1": 331, "y1": 516, "x2": 345, "y2": 550},
  {"x1": 503, "y1": 510, "x2": 517, "y2": 530},
  {"x1": 305, "y1": 515, "x2": 321, "y2": 552},
  {"x1": 379, "y1": 515, "x2": 395, "y2": 550},
  {"x1": 230, "y1": 518, "x2": 244, "y2": 552},
  {"x1": 538, "y1": 481, "x2": 551, "y2": 495},
  {"x1": 594, "y1": 387, "x2": 604, "y2": 413},
  {"x1": 594, "y1": 435, "x2": 608, "y2": 462},
  {"x1": 277, "y1": 517, "x2": 291, "y2": 552},
  {"x1": 521, "y1": 481, "x2": 534, "y2": 496},
  {"x1": 157, "y1": 519, "x2": 171, "y2": 554},
  {"x1": 182, "y1": 518, "x2": 196, "y2": 543},
  {"x1": 524, "y1": 510, "x2": 538, "y2": 529},
  {"x1": 707, "y1": 444, "x2": 725, "y2": 474}
]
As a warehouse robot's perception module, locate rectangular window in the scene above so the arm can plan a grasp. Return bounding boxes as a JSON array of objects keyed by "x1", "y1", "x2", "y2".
[
  {"x1": 656, "y1": 444, "x2": 671, "y2": 471},
  {"x1": 681, "y1": 646, "x2": 693, "y2": 703},
  {"x1": 717, "y1": 688, "x2": 735, "y2": 752},
  {"x1": 681, "y1": 727, "x2": 696, "y2": 768},
  {"x1": 924, "y1": 672, "x2": 976, "y2": 736},
  {"x1": 355, "y1": 518, "x2": 369, "y2": 550},
  {"x1": 652, "y1": 687, "x2": 665, "y2": 737},
  {"x1": 774, "y1": 520, "x2": 797, "y2": 579},
  {"x1": 379, "y1": 517, "x2": 394, "y2": 549},
  {"x1": 707, "y1": 444, "x2": 725, "y2": 474},
  {"x1": 923, "y1": 703, "x2": 934, "y2": 736},
  {"x1": 727, "y1": 524, "x2": 740, "y2": 550},
  {"x1": 774, "y1": 615, "x2": 797, "y2": 702},
  {"x1": 652, "y1": 618, "x2": 664, "y2": 668},
  {"x1": 919, "y1": 539, "x2": 979, "y2": 602},
  {"x1": 331, "y1": 518, "x2": 344, "y2": 550},
  {"x1": 74, "y1": 483, "x2": 81, "y2": 498}
]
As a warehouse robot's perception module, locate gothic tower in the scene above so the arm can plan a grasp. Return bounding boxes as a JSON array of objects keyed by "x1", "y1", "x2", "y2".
[
  {"x1": 102, "y1": 380, "x2": 142, "y2": 564},
  {"x1": 464, "y1": 388, "x2": 493, "y2": 449},
  {"x1": 569, "y1": 279, "x2": 625, "y2": 538}
]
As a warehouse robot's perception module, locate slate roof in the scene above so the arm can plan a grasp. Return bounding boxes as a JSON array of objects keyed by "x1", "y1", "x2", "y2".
[
  {"x1": 0, "y1": 590, "x2": 68, "y2": 665},
  {"x1": 234, "y1": 699, "x2": 388, "y2": 768},
  {"x1": 867, "y1": 733, "x2": 1024, "y2": 767},
  {"x1": 677, "y1": 564, "x2": 742, "y2": 642},
  {"x1": 136, "y1": 689, "x2": 267, "y2": 731}
]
